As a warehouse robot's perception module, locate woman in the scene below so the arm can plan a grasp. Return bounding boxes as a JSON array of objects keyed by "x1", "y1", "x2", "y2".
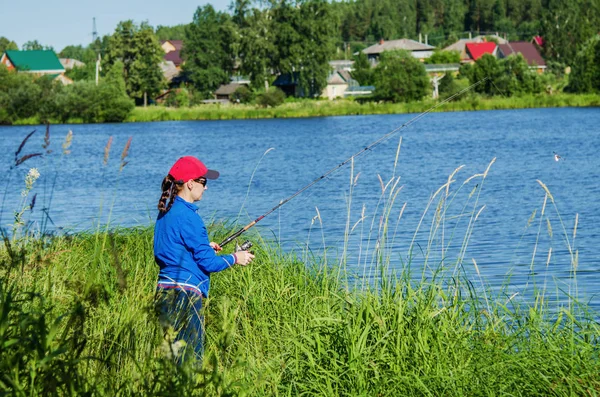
[{"x1": 154, "y1": 156, "x2": 254, "y2": 361}]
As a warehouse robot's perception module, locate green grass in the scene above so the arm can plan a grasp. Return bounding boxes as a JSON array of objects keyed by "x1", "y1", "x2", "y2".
[
  {"x1": 1, "y1": 219, "x2": 598, "y2": 395},
  {"x1": 125, "y1": 93, "x2": 600, "y2": 123},
  {"x1": 7, "y1": 93, "x2": 600, "y2": 126}
]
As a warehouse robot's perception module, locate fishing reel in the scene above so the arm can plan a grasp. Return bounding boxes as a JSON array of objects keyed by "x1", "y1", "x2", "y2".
[{"x1": 235, "y1": 240, "x2": 253, "y2": 252}]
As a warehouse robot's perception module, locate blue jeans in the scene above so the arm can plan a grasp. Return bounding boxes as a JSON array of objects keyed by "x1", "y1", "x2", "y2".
[{"x1": 156, "y1": 288, "x2": 204, "y2": 362}]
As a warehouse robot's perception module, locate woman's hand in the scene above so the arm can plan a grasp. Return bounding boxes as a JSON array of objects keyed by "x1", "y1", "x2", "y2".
[
  {"x1": 235, "y1": 250, "x2": 255, "y2": 266},
  {"x1": 210, "y1": 242, "x2": 222, "y2": 251}
]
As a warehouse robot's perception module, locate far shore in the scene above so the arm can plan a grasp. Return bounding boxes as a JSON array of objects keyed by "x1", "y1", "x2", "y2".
[{"x1": 9, "y1": 93, "x2": 600, "y2": 126}]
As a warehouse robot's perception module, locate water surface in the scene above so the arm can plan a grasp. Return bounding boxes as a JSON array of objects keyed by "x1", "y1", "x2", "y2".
[{"x1": 1, "y1": 108, "x2": 598, "y2": 308}]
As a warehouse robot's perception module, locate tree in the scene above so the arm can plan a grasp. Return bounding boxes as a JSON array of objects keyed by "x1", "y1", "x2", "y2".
[
  {"x1": 351, "y1": 52, "x2": 373, "y2": 85},
  {"x1": 540, "y1": 0, "x2": 600, "y2": 62},
  {"x1": 183, "y1": 5, "x2": 236, "y2": 97},
  {"x1": 22, "y1": 40, "x2": 52, "y2": 51},
  {"x1": 460, "y1": 54, "x2": 502, "y2": 95},
  {"x1": 566, "y1": 36, "x2": 600, "y2": 93},
  {"x1": 425, "y1": 50, "x2": 461, "y2": 64},
  {"x1": 238, "y1": 9, "x2": 276, "y2": 89},
  {"x1": 104, "y1": 20, "x2": 166, "y2": 104},
  {"x1": 372, "y1": 50, "x2": 430, "y2": 102},
  {"x1": 269, "y1": 0, "x2": 336, "y2": 97},
  {"x1": 0, "y1": 37, "x2": 18, "y2": 54},
  {"x1": 155, "y1": 25, "x2": 187, "y2": 41}
]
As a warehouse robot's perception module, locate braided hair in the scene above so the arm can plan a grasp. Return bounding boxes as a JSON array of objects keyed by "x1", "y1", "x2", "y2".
[{"x1": 157, "y1": 175, "x2": 183, "y2": 214}]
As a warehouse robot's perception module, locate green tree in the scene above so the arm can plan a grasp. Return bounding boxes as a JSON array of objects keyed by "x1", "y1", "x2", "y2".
[
  {"x1": 0, "y1": 37, "x2": 18, "y2": 54},
  {"x1": 425, "y1": 50, "x2": 461, "y2": 64},
  {"x1": 351, "y1": 52, "x2": 373, "y2": 85},
  {"x1": 373, "y1": 50, "x2": 430, "y2": 102},
  {"x1": 183, "y1": 5, "x2": 236, "y2": 98},
  {"x1": 270, "y1": 0, "x2": 336, "y2": 96},
  {"x1": 155, "y1": 25, "x2": 188, "y2": 41},
  {"x1": 238, "y1": 9, "x2": 276, "y2": 89},
  {"x1": 460, "y1": 54, "x2": 502, "y2": 95},
  {"x1": 59, "y1": 45, "x2": 86, "y2": 60},
  {"x1": 540, "y1": 0, "x2": 600, "y2": 62},
  {"x1": 104, "y1": 20, "x2": 166, "y2": 104},
  {"x1": 22, "y1": 40, "x2": 52, "y2": 51},
  {"x1": 566, "y1": 36, "x2": 600, "y2": 93},
  {"x1": 496, "y1": 54, "x2": 544, "y2": 95}
]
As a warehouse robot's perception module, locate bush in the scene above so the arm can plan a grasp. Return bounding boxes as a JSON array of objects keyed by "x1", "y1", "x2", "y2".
[
  {"x1": 165, "y1": 88, "x2": 191, "y2": 108},
  {"x1": 373, "y1": 50, "x2": 430, "y2": 103},
  {"x1": 256, "y1": 87, "x2": 286, "y2": 107},
  {"x1": 230, "y1": 86, "x2": 254, "y2": 104}
]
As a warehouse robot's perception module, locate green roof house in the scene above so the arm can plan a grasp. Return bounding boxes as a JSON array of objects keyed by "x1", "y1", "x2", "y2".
[{"x1": 1, "y1": 50, "x2": 65, "y2": 74}]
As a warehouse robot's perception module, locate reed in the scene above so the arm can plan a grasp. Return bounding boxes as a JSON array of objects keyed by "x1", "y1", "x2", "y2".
[{"x1": 1, "y1": 126, "x2": 598, "y2": 395}]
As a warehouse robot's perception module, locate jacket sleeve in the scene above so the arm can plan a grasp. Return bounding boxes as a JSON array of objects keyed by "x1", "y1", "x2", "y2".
[{"x1": 180, "y1": 214, "x2": 236, "y2": 273}]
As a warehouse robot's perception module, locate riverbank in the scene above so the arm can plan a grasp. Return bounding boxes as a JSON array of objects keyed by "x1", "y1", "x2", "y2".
[
  {"x1": 9, "y1": 93, "x2": 600, "y2": 126},
  {"x1": 126, "y1": 93, "x2": 600, "y2": 122},
  {"x1": 1, "y1": 225, "x2": 598, "y2": 395}
]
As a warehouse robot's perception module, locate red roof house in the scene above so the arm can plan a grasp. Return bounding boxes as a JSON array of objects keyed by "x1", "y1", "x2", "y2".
[{"x1": 465, "y1": 42, "x2": 497, "y2": 61}]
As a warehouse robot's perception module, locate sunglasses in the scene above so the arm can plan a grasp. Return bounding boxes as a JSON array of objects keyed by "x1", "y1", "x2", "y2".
[{"x1": 194, "y1": 177, "x2": 207, "y2": 187}]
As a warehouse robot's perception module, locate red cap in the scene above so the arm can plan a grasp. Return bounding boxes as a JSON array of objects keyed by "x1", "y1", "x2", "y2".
[{"x1": 168, "y1": 156, "x2": 220, "y2": 183}]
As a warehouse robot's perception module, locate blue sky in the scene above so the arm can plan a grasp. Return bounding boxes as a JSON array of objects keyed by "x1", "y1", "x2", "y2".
[{"x1": 1, "y1": 0, "x2": 230, "y2": 52}]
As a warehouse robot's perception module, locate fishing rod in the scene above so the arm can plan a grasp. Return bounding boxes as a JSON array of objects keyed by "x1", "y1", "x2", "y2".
[{"x1": 221, "y1": 77, "x2": 489, "y2": 250}]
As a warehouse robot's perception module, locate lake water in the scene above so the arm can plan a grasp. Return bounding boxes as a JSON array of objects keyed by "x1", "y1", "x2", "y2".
[{"x1": 1, "y1": 107, "x2": 599, "y2": 309}]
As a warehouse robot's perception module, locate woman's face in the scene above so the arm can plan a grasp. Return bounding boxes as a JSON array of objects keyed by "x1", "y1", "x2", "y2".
[{"x1": 190, "y1": 177, "x2": 207, "y2": 201}]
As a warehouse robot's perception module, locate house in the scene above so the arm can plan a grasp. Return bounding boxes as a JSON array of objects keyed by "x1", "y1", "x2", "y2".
[
  {"x1": 465, "y1": 42, "x2": 497, "y2": 62},
  {"x1": 273, "y1": 72, "x2": 301, "y2": 97},
  {"x1": 498, "y1": 42, "x2": 546, "y2": 73},
  {"x1": 160, "y1": 61, "x2": 179, "y2": 83},
  {"x1": 1, "y1": 50, "x2": 72, "y2": 85},
  {"x1": 329, "y1": 59, "x2": 354, "y2": 71},
  {"x1": 214, "y1": 81, "x2": 249, "y2": 101},
  {"x1": 160, "y1": 40, "x2": 183, "y2": 68},
  {"x1": 443, "y1": 35, "x2": 507, "y2": 62},
  {"x1": 532, "y1": 36, "x2": 544, "y2": 48},
  {"x1": 1, "y1": 50, "x2": 65, "y2": 75},
  {"x1": 59, "y1": 58, "x2": 85, "y2": 70},
  {"x1": 344, "y1": 85, "x2": 374, "y2": 97},
  {"x1": 322, "y1": 70, "x2": 354, "y2": 100},
  {"x1": 362, "y1": 39, "x2": 435, "y2": 63}
]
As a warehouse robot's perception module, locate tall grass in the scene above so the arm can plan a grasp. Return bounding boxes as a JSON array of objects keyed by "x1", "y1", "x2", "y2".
[{"x1": 1, "y1": 127, "x2": 599, "y2": 395}]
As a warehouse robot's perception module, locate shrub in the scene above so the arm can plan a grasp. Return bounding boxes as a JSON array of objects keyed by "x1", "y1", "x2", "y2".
[
  {"x1": 256, "y1": 87, "x2": 286, "y2": 107},
  {"x1": 230, "y1": 85, "x2": 254, "y2": 104},
  {"x1": 373, "y1": 50, "x2": 430, "y2": 103}
]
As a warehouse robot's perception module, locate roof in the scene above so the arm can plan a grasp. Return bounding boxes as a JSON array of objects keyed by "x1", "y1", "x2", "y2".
[
  {"x1": 3, "y1": 50, "x2": 64, "y2": 72},
  {"x1": 532, "y1": 36, "x2": 544, "y2": 47},
  {"x1": 59, "y1": 58, "x2": 85, "y2": 69},
  {"x1": 214, "y1": 82, "x2": 248, "y2": 96},
  {"x1": 499, "y1": 42, "x2": 546, "y2": 67},
  {"x1": 160, "y1": 40, "x2": 183, "y2": 51},
  {"x1": 164, "y1": 51, "x2": 182, "y2": 66},
  {"x1": 160, "y1": 60, "x2": 179, "y2": 81},
  {"x1": 362, "y1": 39, "x2": 435, "y2": 55},
  {"x1": 443, "y1": 35, "x2": 507, "y2": 59},
  {"x1": 466, "y1": 42, "x2": 497, "y2": 60}
]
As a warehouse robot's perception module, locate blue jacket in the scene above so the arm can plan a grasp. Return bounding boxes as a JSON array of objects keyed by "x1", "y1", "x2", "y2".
[{"x1": 154, "y1": 196, "x2": 236, "y2": 297}]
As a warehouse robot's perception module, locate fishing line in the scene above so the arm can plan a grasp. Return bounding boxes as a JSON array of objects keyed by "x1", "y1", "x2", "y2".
[{"x1": 219, "y1": 77, "x2": 489, "y2": 248}]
